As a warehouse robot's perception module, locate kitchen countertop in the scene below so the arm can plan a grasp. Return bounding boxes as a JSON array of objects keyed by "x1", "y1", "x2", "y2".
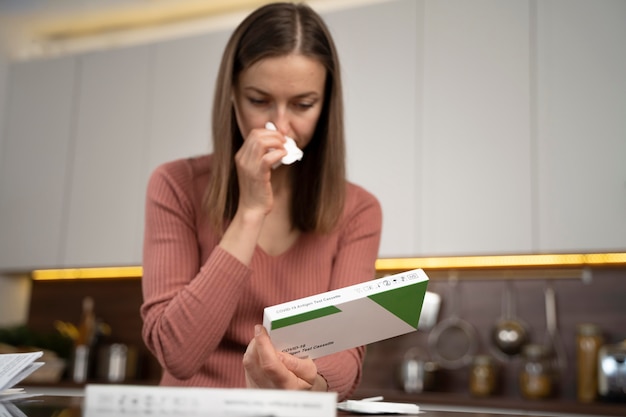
[
  {"x1": 4, "y1": 394, "x2": 624, "y2": 417},
  {"x1": 352, "y1": 389, "x2": 626, "y2": 417}
]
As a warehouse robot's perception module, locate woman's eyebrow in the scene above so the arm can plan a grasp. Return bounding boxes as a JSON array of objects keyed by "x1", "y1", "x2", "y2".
[{"x1": 242, "y1": 86, "x2": 320, "y2": 99}]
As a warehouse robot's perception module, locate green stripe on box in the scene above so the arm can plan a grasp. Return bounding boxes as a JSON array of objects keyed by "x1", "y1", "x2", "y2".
[
  {"x1": 367, "y1": 281, "x2": 428, "y2": 328},
  {"x1": 271, "y1": 306, "x2": 342, "y2": 330}
]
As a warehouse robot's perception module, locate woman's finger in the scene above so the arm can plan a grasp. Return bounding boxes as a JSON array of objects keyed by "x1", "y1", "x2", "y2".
[{"x1": 243, "y1": 325, "x2": 288, "y2": 388}]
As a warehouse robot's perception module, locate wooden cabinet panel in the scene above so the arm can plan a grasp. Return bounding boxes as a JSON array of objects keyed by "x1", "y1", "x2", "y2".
[
  {"x1": 0, "y1": 57, "x2": 76, "y2": 269},
  {"x1": 27, "y1": 278, "x2": 161, "y2": 382},
  {"x1": 62, "y1": 46, "x2": 152, "y2": 266},
  {"x1": 535, "y1": 0, "x2": 626, "y2": 252}
]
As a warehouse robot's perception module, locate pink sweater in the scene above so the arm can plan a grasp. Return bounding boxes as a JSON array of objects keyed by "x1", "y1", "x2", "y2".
[{"x1": 141, "y1": 155, "x2": 382, "y2": 400}]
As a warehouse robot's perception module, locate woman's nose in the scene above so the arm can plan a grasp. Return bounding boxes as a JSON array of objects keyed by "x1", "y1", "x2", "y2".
[{"x1": 270, "y1": 108, "x2": 289, "y2": 134}]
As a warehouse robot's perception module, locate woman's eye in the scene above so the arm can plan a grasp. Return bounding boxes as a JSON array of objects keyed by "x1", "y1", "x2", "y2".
[
  {"x1": 295, "y1": 102, "x2": 315, "y2": 110},
  {"x1": 248, "y1": 97, "x2": 268, "y2": 106}
]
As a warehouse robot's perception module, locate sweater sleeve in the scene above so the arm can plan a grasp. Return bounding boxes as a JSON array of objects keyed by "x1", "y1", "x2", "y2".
[
  {"x1": 140, "y1": 161, "x2": 250, "y2": 380},
  {"x1": 315, "y1": 184, "x2": 383, "y2": 400}
]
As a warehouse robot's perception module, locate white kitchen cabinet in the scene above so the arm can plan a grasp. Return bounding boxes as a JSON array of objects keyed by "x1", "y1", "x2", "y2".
[
  {"x1": 62, "y1": 46, "x2": 152, "y2": 267},
  {"x1": 420, "y1": 0, "x2": 533, "y2": 255},
  {"x1": 134, "y1": 32, "x2": 229, "y2": 264},
  {"x1": 325, "y1": 0, "x2": 421, "y2": 257},
  {"x1": 1, "y1": 0, "x2": 624, "y2": 271},
  {"x1": 145, "y1": 32, "x2": 226, "y2": 172},
  {"x1": 0, "y1": 57, "x2": 76, "y2": 269},
  {"x1": 535, "y1": 0, "x2": 626, "y2": 252},
  {"x1": 0, "y1": 52, "x2": 8, "y2": 169}
]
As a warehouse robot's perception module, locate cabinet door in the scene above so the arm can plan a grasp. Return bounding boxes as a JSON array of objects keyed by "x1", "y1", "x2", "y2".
[
  {"x1": 421, "y1": 0, "x2": 533, "y2": 255},
  {"x1": 535, "y1": 0, "x2": 626, "y2": 252},
  {"x1": 325, "y1": 0, "x2": 420, "y2": 257},
  {"x1": 0, "y1": 53, "x2": 8, "y2": 168},
  {"x1": 62, "y1": 46, "x2": 152, "y2": 267},
  {"x1": 145, "y1": 32, "x2": 227, "y2": 171},
  {"x1": 0, "y1": 57, "x2": 76, "y2": 269},
  {"x1": 134, "y1": 31, "x2": 229, "y2": 263}
]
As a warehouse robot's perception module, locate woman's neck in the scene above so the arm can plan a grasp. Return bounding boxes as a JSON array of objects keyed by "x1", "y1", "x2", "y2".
[{"x1": 270, "y1": 165, "x2": 292, "y2": 196}]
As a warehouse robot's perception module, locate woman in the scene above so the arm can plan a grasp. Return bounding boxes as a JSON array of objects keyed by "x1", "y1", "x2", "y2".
[{"x1": 141, "y1": 2, "x2": 382, "y2": 401}]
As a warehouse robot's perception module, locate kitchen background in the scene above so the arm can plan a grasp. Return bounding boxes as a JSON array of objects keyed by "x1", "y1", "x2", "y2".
[{"x1": 0, "y1": 0, "x2": 624, "y2": 415}]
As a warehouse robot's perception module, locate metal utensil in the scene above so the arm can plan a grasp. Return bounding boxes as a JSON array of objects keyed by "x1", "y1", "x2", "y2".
[
  {"x1": 398, "y1": 347, "x2": 438, "y2": 393},
  {"x1": 428, "y1": 272, "x2": 478, "y2": 369},
  {"x1": 417, "y1": 291, "x2": 442, "y2": 331},
  {"x1": 544, "y1": 284, "x2": 567, "y2": 371},
  {"x1": 491, "y1": 281, "x2": 529, "y2": 357}
]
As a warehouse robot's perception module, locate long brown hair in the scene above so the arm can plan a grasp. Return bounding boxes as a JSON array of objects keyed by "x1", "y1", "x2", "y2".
[{"x1": 206, "y1": 2, "x2": 346, "y2": 235}]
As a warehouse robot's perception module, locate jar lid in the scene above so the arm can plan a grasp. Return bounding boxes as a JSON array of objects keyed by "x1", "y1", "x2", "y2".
[
  {"x1": 577, "y1": 323, "x2": 602, "y2": 336},
  {"x1": 522, "y1": 344, "x2": 548, "y2": 359},
  {"x1": 473, "y1": 355, "x2": 494, "y2": 366}
]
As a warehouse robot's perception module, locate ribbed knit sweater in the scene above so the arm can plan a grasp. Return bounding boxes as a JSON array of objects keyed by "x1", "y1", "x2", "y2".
[{"x1": 141, "y1": 154, "x2": 382, "y2": 400}]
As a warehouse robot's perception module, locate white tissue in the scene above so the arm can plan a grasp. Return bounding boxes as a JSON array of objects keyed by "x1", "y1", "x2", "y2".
[{"x1": 265, "y1": 122, "x2": 303, "y2": 167}]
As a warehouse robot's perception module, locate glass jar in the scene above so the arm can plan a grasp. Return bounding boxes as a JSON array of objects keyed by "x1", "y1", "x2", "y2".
[
  {"x1": 576, "y1": 323, "x2": 603, "y2": 403},
  {"x1": 470, "y1": 355, "x2": 497, "y2": 397},
  {"x1": 519, "y1": 344, "x2": 553, "y2": 399}
]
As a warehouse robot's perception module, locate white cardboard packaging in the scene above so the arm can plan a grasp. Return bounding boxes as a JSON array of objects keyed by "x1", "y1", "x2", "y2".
[
  {"x1": 263, "y1": 268, "x2": 429, "y2": 359},
  {"x1": 85, "y1": 384, "x2": 337, "y2": 417}
]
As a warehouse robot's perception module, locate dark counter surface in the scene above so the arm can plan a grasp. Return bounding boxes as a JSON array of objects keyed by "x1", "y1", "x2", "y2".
[
  {"x1": 5, "y1": 395, "x2": 625, "y2": 417},
  {"x1": 353, "y1": 388, "x2": 626, "y2": 417}
]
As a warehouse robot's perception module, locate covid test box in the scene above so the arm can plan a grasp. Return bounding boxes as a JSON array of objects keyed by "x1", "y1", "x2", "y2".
[{"x1": 263, "y1": 268, "x2": 429, "y2": 359}]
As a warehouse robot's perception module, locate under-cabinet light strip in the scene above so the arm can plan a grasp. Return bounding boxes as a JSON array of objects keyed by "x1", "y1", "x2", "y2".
[
  {"x1": 31, "y1": 266, "x2": 142, "y2": 280},
  {"x1": 30, "y1": 252, "x2": 626, "y2": 281},
  {"x1": 375, "y1": 252, "x2": 626, "y2": 271}
]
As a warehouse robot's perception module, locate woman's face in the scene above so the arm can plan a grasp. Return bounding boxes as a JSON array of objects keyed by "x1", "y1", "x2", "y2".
[{"x1": 233, "y1": 53, "x2": 327, "y2": 150}]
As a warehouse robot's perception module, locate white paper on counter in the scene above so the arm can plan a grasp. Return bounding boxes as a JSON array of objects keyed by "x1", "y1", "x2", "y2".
[
  {"x1": 85, "y1": 384, "x2": 337, "y2": 417},
  {"x1": 0, "y1": 401, "x2": 27, "y2": 417},
  {"x1": 0, "y1": 352, "x2": 44, "y2": 392},
  {"x1": 337, "y1": 399, "x2": 420, "y2": 415},
  {"x1": 0, "y1": 388, "x2": 41, "y2": 404}
]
